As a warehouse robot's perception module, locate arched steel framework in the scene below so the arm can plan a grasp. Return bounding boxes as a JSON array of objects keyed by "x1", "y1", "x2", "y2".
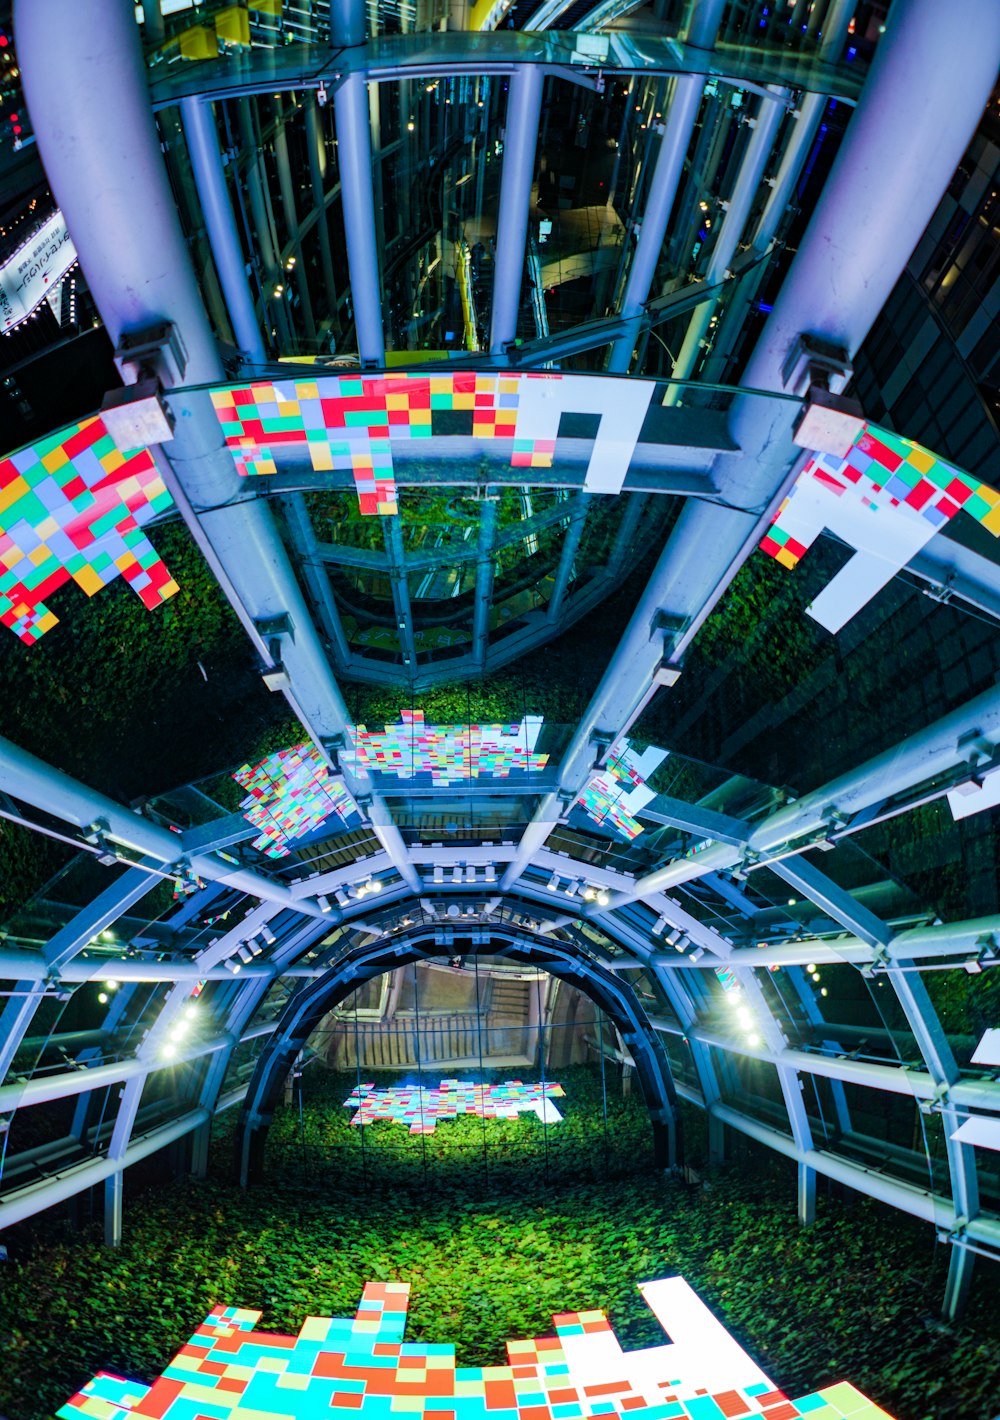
[
  {"x1": 235, "y1": 925, "x2": 683, "y2": 1186},
  {"x1": 0, "y1": 0, "x2": 999, "y2": 1329}
]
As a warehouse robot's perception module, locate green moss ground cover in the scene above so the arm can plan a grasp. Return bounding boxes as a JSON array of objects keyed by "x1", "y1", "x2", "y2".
[
  {"x1": 1, "y1": 1093, "x2": 999, "y2": 1420},
  {"x1": 263, "y1": 1064, "x2": 656, "y2": 1188}
]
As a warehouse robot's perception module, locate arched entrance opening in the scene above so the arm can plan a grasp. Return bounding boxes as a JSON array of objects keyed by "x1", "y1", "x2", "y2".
[{"x1": 236, "y1": 930, "x2": 683, "y2": 1189}]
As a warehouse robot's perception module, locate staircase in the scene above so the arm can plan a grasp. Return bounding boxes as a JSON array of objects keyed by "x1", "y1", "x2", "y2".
[{"x1": 326, "y1": 975, "x2": 538, "y2": 1071}]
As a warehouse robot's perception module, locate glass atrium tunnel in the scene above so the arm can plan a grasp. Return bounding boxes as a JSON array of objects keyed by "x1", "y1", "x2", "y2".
[{"x1": 0, "y1": 0, "x2": 1000, "y2": 1336}]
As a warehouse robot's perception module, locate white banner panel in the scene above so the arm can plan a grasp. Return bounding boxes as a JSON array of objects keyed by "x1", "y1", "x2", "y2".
[{"x1": 0, "y1": 210, "x2": 77, "y2": 333}]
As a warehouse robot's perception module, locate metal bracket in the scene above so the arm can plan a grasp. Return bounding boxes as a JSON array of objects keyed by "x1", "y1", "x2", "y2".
[
  {"x1": 781, "y1": 333, "x2": 853, "y2": 396},
  {"x1": 113, "y1": 321, "x2": 188, "y2": 387},
  {"x1": 255, "y1": 613, "x2": 294, "y2": 642}
]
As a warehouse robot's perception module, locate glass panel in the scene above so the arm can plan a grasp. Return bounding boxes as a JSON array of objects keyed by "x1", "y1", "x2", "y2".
[{"x1": 377, "y1": 75, "x2": 506, "y2": 357}]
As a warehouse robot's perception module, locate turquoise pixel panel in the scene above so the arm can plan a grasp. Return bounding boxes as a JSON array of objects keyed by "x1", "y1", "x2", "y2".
[
  {"x1": 233, "y1": 741, "x2": 362, "y2": 858},
  {"x1": 0, "y1": 415, "x2": 178, "y2": 643},
  {"x1": 344, "y1": 1079, "x2": 567, "y2": 1133},
  {"x1": 57, "y1": 1278, "x2": 899, "y2": 1420}
]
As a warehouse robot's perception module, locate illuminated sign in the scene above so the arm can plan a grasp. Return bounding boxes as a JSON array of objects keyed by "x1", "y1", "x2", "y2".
[{"x1": 0, "y1": 210, "x2": 77, "y2": 334}]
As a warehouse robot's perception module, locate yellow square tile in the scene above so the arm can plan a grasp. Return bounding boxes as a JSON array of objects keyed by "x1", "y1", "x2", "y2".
[
  {"x1": 256, "y1": 1357, "x2": 289, "y2": 1374},
  {"x1": 387, "y1": 394, "x2": 411, "y2": 410},
  {"x1": 166, "y1": 1354, "x2": 201, "y2": 1373},
  {"x1": 299, "y1": 1317, "x2": 331, "y2": 1341},
  {"x1": 276, "y1": 1372, "x2": 311, "y2": 1390},
  {"x1": 28, "y1": 544, "x2": 50, "y2": 566},
  {"x1": 904, "y1": 446, "x2": 935, "y2": 474},
  {"x1": 817, "y1": 1381, "x2": 889, "y2": 1416},
  {"x1": 309, "y1": 445, "x2": 334, "y2": 472},
  {"x1": 185, "y1": 1381, "x2": 238, "y2": 1408},
  {"x1": 430, "y1": 377, "x2": 452, "y2": 393},
  {"x1": 391, "y1": 1397, "x2": 425, "y2": 1411},
  {"x1": 41, "y1": 447, "x2": 69, "y2": 473},
  {"x1": 981, "y1": 503, "x2": 1000, "y2": 536},
  {"x1": 0, "y1": 475, "x2": 30, "y2": 514},
  {"x1": 101, "y1": 447, "x2": 125, "y2": 473},
  {"x1": 277, "y1": 400, "x2": 300, "y2": 418},
  {"x1": 776, "y1": 547, "x2": 798, "y2": 569}
]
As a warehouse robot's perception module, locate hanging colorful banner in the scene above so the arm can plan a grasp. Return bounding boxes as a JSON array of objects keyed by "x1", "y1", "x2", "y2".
[
  {"x1": 761, "y1": 423, "x2": 1000, "y2": 632},
  {"x1": 0, "y1": 416, "x2": 177, "y2": 643},
  {"x1": 576, "y1": 736, "x2": 667, "y2": 841},
  {"x1": 209, "y1": 371, "x2": 655, "y2": 516}
]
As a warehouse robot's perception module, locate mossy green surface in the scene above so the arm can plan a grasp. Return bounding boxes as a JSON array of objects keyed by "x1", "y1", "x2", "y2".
[{"x1": 1, "y1": 1091, "x2": 998, "y2": 1420}]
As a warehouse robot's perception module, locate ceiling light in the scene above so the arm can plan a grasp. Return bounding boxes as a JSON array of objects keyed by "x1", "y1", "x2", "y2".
[{"x1": 746, "y1": 1032, "x2": 762, "y2": 1047}]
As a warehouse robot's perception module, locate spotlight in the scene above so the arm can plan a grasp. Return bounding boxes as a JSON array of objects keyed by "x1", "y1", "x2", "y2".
[
  {"x1": 237, "y1": 945, "x2": 254, "y2": 964},
  {"x1": 104, "y1": 979, "x2": 120, "y2": 991},
  {"x1": 596, "y1": 889, "x2": 610, "y2": 907},
  {"x1": 260, "y1": 924, "x2": 276, "y2": 945},
  {"x1": 746, "y1": 1032, "x2": 762, "y2": 1047},
  {"x1": 98, "y1": 991, "x2": 109, "y2": 1004},
  {"x1": 317, "y1": 894, "x2": 332, "y2": 912}
]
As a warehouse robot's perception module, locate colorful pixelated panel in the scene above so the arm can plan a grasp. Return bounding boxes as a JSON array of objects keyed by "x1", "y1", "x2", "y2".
[
  {"x1": 345, "y1": 710, "x2": 548, "y2": 786},
  {"x1": 57, "y1": 1276, "x2": 900, "y2": 1420},
  {"x1": 233, "y1": 741, "x2": 361, "y2": 857},
  {"x1": 208, "y1": 372, "x2": 655, "y2": 515},
  {"x1": 0, "y1": 416, "x2": 178, "y2": 643},
  {"x1": 344, "y1": 1079, "x2": 567, "y2": 1133},
  {"x1": 760, "y1": 422, "x2": 1000, "y2": 633},
  {"x1": 576, "y1": 737, "x2": 667, "y2": 842}
]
